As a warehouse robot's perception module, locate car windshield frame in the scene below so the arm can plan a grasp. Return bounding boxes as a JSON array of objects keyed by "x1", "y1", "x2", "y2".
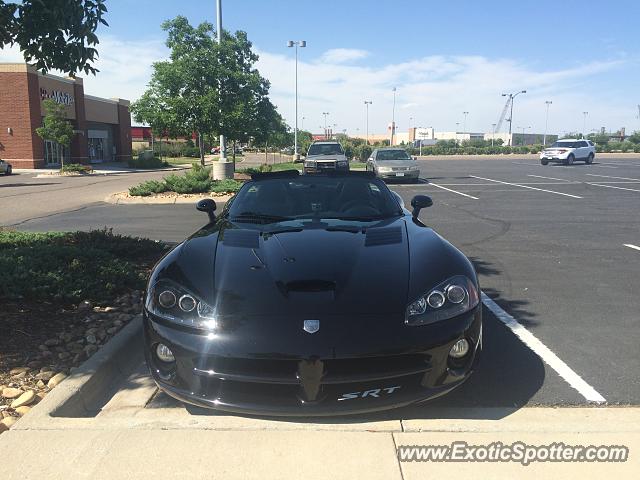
[
  {"x1": 307, "y1": 143, "x2": 345, "y2": 156},
  {"x1": 376, "y1": 150, "x2": 411, "y2": 161},
  {"x1": 550, "y1": 141, "x2": 579, "y2": 148},
  {"x1": 226, "y1": 174, "x2": 403, "y2": 224}
]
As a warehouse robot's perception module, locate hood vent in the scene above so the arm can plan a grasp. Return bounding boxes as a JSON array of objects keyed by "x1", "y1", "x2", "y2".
[
  {"x1": 364, "y1": 227, "x2": 402, "y2": 247},
  {"x1": 222, "y1": 229, "x2": 260, "y2": 248}
]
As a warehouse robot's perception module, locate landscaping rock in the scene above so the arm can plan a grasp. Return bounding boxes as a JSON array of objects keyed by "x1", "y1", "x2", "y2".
[
  {"x1": 36, "y1": 380, "x2": 46, "y2": 389},
  {"x1": 58, "y1": 352, "x2": 71, "y2": 360},
  {"x1": 26, "y1": 360, "x2": 41, "y2": 369},
  {"x1": 15, "y1": 405, "x2": 31, "y2": 416},
  {"x1": 44, "y1": 338, "x2": 61, "y2": 347},
  {"x1": 86, "y1": 334, "x2": 97, "y2": 344},
  {"x1": 47, "y1": 372, "x2": 67, "y2": 389},
  {"x1": 1, "y1": 416, "x2": 17, "y2": 429},
  {"x1": 9, "y1": 367, "x2": 30, "y2": 376},
  {"x1": 10, "y1": 390, "x2": 35, "y2": 409},
  {"x1": 35, "y1": 371, "x2": 55, "y2": 382},
  {"x1": 0, "y1": 422, "x2": 8, "y2": 433},
  {"x1": 10, "y1": 372, "x2": 27, "y2": 380},
  {"x1": 40, "y1": 367, "x2": 53, "y2": 373},
  {"x1": 84, "y1": 345, "x2": 98, "y2": 356},
  {"x1": 1, "y1": 388, "x2": 23, "y2": 399}
]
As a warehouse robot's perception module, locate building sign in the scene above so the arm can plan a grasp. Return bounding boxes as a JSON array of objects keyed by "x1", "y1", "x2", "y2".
[{"x1": 40, "y1": 88, "x2": 74, "y2": 106}]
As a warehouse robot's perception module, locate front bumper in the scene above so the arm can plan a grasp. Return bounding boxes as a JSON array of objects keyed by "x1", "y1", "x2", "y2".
[
  {"x1": 378, "y1": 170, "x2": 420, "y2": 180},
  {"x1": 144, "y1": 307, "x2": 481, "y2": 416},
  {"x1": 303, "y1": 163, "x2": 350, "y2": 174}
]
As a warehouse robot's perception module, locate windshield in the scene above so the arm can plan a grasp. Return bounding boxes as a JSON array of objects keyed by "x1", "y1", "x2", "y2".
[
  {"x1": 376, "y1": 150, "x2": 411, "y2": 161},
  {"x1": 550, "y1": 141, "x2": 578, "y2": 148},
  {"x1": 307, "y1": 143, "x2": 344, "y2": 156},
  {"x1": 228, "y1": 175, "x2": 402, "y2": 222}
]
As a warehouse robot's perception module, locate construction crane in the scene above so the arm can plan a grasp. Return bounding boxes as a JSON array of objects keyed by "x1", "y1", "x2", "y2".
[{"x1": 495, "y1": 96, "x2": 512, "y2": 133}]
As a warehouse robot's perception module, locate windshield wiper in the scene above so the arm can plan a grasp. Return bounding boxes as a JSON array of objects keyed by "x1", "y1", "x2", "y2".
[{"x1": 230, "y1": 212, "x2": 294, "y2": 224}]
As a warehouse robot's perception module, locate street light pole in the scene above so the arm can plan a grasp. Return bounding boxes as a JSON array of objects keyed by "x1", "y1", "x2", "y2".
[
  {"x1": 287, "y1": 40, "x2": 306, "y2": 161},
  {"x1": 216, "y1": 0, "x2": 227, "y2": 163},
  {"x1": 390, "y1": 87, "x2": 397, "y2": 145},
  {"x1": 322, "y1": 112, "x2": 329, "y2": 139},
  {"x1": 502, "y1": 90, "x2": 527, "y2": 145},
  {"x1": 582, "y1": 111, "x2": 588, "y2": 139},
  {"x1": 462, "y1": 111, "x2": 468, "y2": 134},
  {"x1": 364, "y1": 100, "x2": 372, "y2": 145},
  {"x1": 491, "y1": 123, "x2": 496, "y2": 146},
  {"x1": 543, "y1": 101, "x2": 552, "y2": 146},
  {"x1": 301, "y1": 116, "x2": 305, "y2": 131}
]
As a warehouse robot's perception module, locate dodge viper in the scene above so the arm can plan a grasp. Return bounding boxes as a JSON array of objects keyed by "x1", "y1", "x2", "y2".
[{"x1": 143, "y1": 170, "x2": 482, "y2": 415}]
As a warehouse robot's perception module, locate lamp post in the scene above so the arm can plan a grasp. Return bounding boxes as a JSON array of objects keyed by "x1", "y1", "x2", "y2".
[
  {"x1": 322, "y1": 112, "x2": 329, "y2": 139},
  {"x1": 491, "y1": 123, "x2": 496, "y2": 146},
  {"x1": 502, "y1": 90, "x2": 527, "y2": 145},
  {"x1": 301, "y1": 116, "x2": 305, "y2": 131},
  {"x1": 543, "y1": 101, "x2": 552, "y2": 146},
  {"x1": 390, "y1": 87, "x2": 397, "y2": 145},
  {"x1": 582, "y1": 111, "x2": 588, "y2": 139},
  {"x1": 364, "y1": 100, "x2": 372, "y2": 145},
  {"x1": 455, "y1": 122, "x2": 459, "y2": 145},
  {"x1": 287, "y1": 40, "x2": 306, "y2": 160},
  {"x1": 462, "y1": 111, "x2": 469, "y2": 133},
  {"x1": 216, "y1": 0, "x2": 227, "y2": 163}
]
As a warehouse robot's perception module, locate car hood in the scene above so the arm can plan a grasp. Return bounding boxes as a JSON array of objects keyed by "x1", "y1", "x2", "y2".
[
  {"x1": 209, "y1": 219, "x2": 410, "y2": 317},
  {"x1": 376, "y1": 160, "x2": 417, "y2": 168}
]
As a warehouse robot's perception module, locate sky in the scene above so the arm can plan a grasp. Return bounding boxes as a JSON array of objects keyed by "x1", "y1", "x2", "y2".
[{"x1": 2, "y1": 0, "x2": 639, "y2": 136}]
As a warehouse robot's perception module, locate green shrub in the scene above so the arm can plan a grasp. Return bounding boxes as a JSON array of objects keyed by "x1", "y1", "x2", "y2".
[
  {"x1": 239, "y1": 164, "x2": 273, "y2": 175},
  {"x1": 128, "y1": 154, "x2": 169, "y2": 169},
  {"x1": 0, "y1": 229, "x2": 166, "y2": 304},
  {"x1": 128, "y1": 180, "x2": 169, "y2": 197},
  {"x1": 60, "y1": 163, "x2": 92, "y2": 174},
  {"x1": 210, "y1": 179, "x2": 243, "y2": 193},
  {"x1": 164, "y1": 164, "x2": 213, "y2": 193}
]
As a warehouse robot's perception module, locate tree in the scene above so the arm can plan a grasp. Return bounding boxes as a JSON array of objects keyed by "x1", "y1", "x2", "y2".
[
  {"x1": 131, "y1": 16, "x2": 279, "y2": 168},
  {"x1": 0, "y1": 0, "x2": 108, "y2": 75},
  {"x1": 36, "y1": 99, "x2": 74, "y2": 168}
]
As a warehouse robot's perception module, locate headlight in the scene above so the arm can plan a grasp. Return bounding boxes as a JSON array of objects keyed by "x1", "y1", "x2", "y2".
[
  {"x1": 304, "y1": 160, "x2": 317, "y2": 167},
  {"x1": 145, "y1": 279, "x2": 217, "y2": 330},
  {"x1": 405, "y1": 275, "x2": 479, "y2": 326}
]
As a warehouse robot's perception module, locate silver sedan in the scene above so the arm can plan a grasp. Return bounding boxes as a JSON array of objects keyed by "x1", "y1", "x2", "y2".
[{"x1": 365, "y1": 148, "x2": 420, "y2": 182}]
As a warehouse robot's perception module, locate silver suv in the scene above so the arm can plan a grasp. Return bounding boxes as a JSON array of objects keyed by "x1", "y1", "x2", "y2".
[
  {"x1": 540, "y1": 139, "x2": 595, "y2": 165},
  {"x1": 303, "y1": 141, "x2": 349, "y2": 174}
]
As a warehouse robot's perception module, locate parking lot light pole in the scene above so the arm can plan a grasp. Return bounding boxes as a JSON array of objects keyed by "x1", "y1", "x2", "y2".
[
  {"x1": 582, "y1": 111, "x2": 588, "y2": 139},
  {"x1": 502, "y1": 90, "x2": 526, "y2": 145},
  {"x1": 463, "y1": 111, "x2": 469, "y2": 134},
  {"x1": 322, "y1": 112, "x2": 329, "y2": 139},
  {"x1": 216, "y1": 0, "x2": 227, "y2": 163},
  {"x1": 543, "y1": 101, "x2": 552, "y2": 146},
  {"x1": 390, "y1": 87, "x2": 397, "y2": 145},
  {"x1": 287, "y1": 40, "x2": 306, "y2": 161},
  {"x1": 491, "y1": 123, "x2": 496, "y2": 146},
  {"x1": 364, "y1": 100, "x2": 372, "y2": 145}
]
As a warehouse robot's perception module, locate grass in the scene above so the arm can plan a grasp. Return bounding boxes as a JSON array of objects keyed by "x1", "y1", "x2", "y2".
[
  {"x1": 0, "y1": 229, "x2": 167, "y2": 305},
  {"x1": 128, "y1": 163, "x2": 243, "y2": 196}
]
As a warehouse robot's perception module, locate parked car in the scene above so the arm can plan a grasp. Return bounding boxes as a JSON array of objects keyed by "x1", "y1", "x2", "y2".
[
  {"x1": 303, "y1": 141, "x2": 349, "y2": 174},
  {"x1": 540, "y1": 139, "x2": 595, "y2": 165},
  {"x1": 143, "y1": 170, "x2": 482, "y2": 416},
  {"x1": 0, "y1": 159, "x2": 12, "y2": 175},
  {"x1": 366, "y1": 148, "x2": 420, "y2": 182},
  {"x1": 211, "y1": 146, "x2": 220, "y2": 155}
]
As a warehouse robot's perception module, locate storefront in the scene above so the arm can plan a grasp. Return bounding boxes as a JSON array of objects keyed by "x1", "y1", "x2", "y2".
[{"x1": 0, "y1": 63, "x2": 132, "y2": 169}]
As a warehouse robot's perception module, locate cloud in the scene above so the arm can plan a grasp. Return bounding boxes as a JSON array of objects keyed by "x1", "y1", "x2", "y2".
[{"x1": 318, "y1": 48, "x2": 370, "y2": 64}]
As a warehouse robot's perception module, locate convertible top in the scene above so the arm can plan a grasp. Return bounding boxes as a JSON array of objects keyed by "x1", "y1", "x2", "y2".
[{"x1": 250, "y1": 169, "x2": 376, "y2": 181}]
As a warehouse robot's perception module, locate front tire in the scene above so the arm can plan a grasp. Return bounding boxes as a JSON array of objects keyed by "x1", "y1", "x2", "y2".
[
  {"x1": 5, "y1": 166, "x2": 11, "y2": 175},
  {"x1": 541, "y1": 159, "x2": 549, "y2": 165},
  {"x1": 563, "y1": 154, "x2": 574, "y2": 166},
  {"x1": 586, "y1": 153, "x2": 594, "y2": 164}
]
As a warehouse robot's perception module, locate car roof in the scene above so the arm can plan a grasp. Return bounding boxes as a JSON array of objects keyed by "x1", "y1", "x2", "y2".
[
  {"x1": 377, "y1": 147, "x2": 406, "y2": 150},
  {"x1": 556, "y1": 139, "x2": 581, "y2": 142}
]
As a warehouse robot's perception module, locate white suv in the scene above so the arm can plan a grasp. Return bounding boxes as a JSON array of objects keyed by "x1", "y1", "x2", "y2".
[{"x1": 540, "y1": 139, "x2": 595, "y2": 165}]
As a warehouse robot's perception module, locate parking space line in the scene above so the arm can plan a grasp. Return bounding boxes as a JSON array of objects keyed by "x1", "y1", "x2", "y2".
[
  {"x1": 624, "y1": 244, "x2": 640, "y2": 252},
  {"x1": 428, "y1": 182, "x2": 479, "y2": 200},
  {"x1": 469, "y1": 175, "x2": 583, "y2": 199},
  {"x1": 598, "y1": 162, "x2": 640, "y2": 167},
  {"x1": 585, "y1": 173, "x2": 640, "y2": 181},
  {"x1": 586, "y1": 183, "x2": 640, "y2": 193},
  {"x1": 593, "y1": 165, "x2": 618, "y2": 168},
  {"x1": 527, "y1": 174, "x2": 571, "y2": 182},
  {"x1": 481, "y1": 292, "x2": 606, "y2": 404}
]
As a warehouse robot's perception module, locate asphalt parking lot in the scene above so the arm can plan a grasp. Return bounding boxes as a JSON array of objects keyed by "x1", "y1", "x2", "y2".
[{"x1": 8, "y1": 157, "x2": 640, "y2": 411}]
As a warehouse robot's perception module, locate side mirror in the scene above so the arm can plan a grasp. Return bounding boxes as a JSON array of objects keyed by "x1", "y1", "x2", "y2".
[
  {"x1": 196, "y1": 198, "x2": 217, "y2": 223},
  {"x1": 410, "y1": 195, "x2": 432, "y2": 218}
]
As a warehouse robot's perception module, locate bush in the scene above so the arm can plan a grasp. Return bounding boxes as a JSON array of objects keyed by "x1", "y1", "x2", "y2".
[
  {"x1": 239, "y1": 164, "x2": 273, "y2": 175},
  {"x1": 128, "y1": 154, "x2": 169, "y2": 169},
  {"x1": 128, "y1": 180, "x2": 169, "y2": 197},
  {"x1": 0, "y1": 229, "x2": 166, "y2": 304},
  {"x1": 60, "y1": 163, "x2": 92, "y2": 174}
]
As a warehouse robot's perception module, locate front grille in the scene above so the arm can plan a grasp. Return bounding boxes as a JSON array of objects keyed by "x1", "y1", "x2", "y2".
[
  {"x1": 391, "y1": 167, "x2": 411, "y2": 171},
  {"x1": 317, "y1": 161, "x2": 336, "y2": 169}
]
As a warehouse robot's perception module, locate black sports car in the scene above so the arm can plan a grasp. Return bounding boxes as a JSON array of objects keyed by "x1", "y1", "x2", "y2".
[{"x1": 143, "y1": 170, "x2": 482, "y2": 416}]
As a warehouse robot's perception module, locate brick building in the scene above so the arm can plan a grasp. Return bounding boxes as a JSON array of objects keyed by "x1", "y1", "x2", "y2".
[{"x1": 0, "y1": 63, "x2": 132, "y2": 169}]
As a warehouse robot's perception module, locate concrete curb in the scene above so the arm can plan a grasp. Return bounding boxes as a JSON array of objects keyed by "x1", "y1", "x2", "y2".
[
  {"x1": 104, "y1": 193, "x2": 233, "y2": 205},
  {"x1": 13, "y1": 316, "x2": 144, "y2": 429}
]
